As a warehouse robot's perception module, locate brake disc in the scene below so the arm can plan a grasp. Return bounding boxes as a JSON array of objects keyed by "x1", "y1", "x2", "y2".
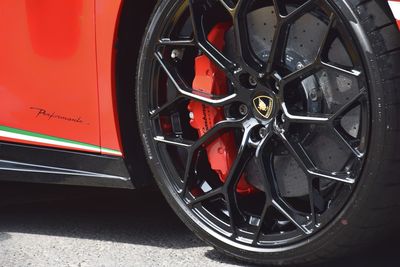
[{"x1": 224, "y1": 6, "x2": 359, "y2": 197}]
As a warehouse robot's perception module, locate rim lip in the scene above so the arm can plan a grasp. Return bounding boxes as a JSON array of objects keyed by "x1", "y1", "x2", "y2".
[{"x1": 142, "y1": 0, "x2": 372, "y2": 252}]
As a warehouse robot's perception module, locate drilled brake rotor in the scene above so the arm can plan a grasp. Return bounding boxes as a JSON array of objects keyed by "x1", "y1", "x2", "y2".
[{"x1": 222, "y1": 6, "x2": 360, "y2": 197}]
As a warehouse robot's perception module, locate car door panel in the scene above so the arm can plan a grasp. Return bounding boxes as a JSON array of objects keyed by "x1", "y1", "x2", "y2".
[{"x1": 0, "y1": 0, "x2": 100, "y2": 153}]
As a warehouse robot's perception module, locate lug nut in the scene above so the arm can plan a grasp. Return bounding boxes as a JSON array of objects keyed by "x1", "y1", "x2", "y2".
[
  {"x1": 248, "y1": 76, "x2": 258, "y2": 87},
  {"x1": 310, "y1": 88, "x2": 318, "y2": 101},
  {"x1": 259, "y1": 127, "x2": 268, "y2": 139},
  {"x1": 296, "y1": 62, "x2": 304, "y2": 70},
  {"x1": 239, "y1": 104, "x2": 248, "y2": 116},
  {"x1": 171, "y1": 49, "x2": 183, "y2": 60}
]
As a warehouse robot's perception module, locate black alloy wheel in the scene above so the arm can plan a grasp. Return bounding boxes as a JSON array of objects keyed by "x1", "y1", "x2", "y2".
[{"x1": 136, "y1": 0, "x2": 400, "y2": 265}]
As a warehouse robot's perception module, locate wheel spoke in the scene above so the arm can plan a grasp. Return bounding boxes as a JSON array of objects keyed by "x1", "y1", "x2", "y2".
[
  {"x1": 282, "y1": 88, "x2": 367, "y2": 125},
  {"x1": 267, "y1": 0, "x2": 316, "y2": 73},
  {"x1": 272, "y1": 198, "x2": 313, "y2": 235},
  {"x1": 223, "y1": 130, "x2": 254, "y2": 189},
  {"x1": 271, "y1": 0, "x2": 288, "y2": 18},
  {"x1": 321, "y1": 62, "x2": 362, "y2": 77},
  {"x1": 192, "y1": 119, "x2": 243, "y2": 150},
  {"x1": 232, "y1": 0, "x2": 265, "y2": 73},
  {"x1": 155, "y1": 51, "x2": 237, "y2": 106},
  {"x1": 333, "y1": 125, "x2": 363, "y2": 158},
  {"x1": 150, "y1": 95, "x2": 185, "y2": 119},
  {"x1": 159, "y1": 38, "x2": 195, "y2": 47},
  {"x1": 266, "y1": 0, "x2": 288, "y2": 73},
  {"x1": 277, "y1": 10, "x2": 357, "y2": 89},
  {"x1": 252, "y1": 202, "x2": 270, "y2": 245},
  {"x1": 251, "y1": 135, "x2": 275, "y2": 243},
  {"x1": 181, "y1": 120, "x2": 243, "y2": 200},
  {"x1": 218, "y1": 0, "x2": 236, "y2": 15},
  {"x1": 260, "y1": 149, "x2": 313, "y2": 235},
  {"x1": 225, "y1": 192, "x2": 243, "y2": 236},
  {"x1": 180, "y1": 152, "x2": 193, "y2": 197},
  {"x1": 223, "y1": 128, "x2": 255, "y2": 233},
  {"x1": 308, "y1": 179, "x2": 318, "y2": 227},
  {"x1": 282, "y1": 0, "x2": 316, "y2": 23},
  {"x1": 308, "y1": 169, "x2": 355, "y2": 184},
  {"x1": 189, "y1": 0, "x2": 236, "y2": 74},
  {"x1": 188, "y1": 188, "x2": 223, "y2": 207},
  {"x1": 278, "y1": 132, "x2": 315, "y2": 173},
  {"x1": 281, "y1": 102, "x2": 330, "y2": 124},
  {"x1": 266, "y1": 22, "x2": 290, "y2": 74},
  {"x1": 187, "y1": 124, "x2": 253, "y2": 234},
  {"x1": 278, "y1": 132, "x2": 355, "y2": 184},
  {"x1": 154, "y1": 136, "x2": 194, "y2": 148},
  {"x1": 157, "y1": 119, "x2": 243, "y2": 196},
  {"x1": 281, "y1": 62, "x2": 320, "y2": 86},
  {"x1": 316, "y1": 13, "x2": 336, "y2": 60},
  {"x1": 331, "y1": 88, "x2": 367, "y2": 121}
]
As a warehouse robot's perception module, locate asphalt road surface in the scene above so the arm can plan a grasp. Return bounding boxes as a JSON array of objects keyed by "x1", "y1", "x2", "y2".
[{"x1": 0, "y1": 182, "x2": 397, "y2": 267}]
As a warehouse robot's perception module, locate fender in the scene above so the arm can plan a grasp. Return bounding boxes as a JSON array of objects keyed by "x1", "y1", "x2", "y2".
[
  {"x1": 0, "y1": 0, "x2": 155, "y2": 188},
  {"x1": 95, "y1": 0, "x2": 124, "y2": 156}
]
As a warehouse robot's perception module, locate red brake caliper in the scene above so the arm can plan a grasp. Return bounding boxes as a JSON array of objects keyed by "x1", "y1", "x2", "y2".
[{"x1": 188, "y1": 23, "x2": 255, "y2": 195}]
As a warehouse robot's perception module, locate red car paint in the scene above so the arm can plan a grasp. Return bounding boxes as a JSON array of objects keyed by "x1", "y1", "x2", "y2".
[
  {"x1": 0, "y1": 0, "x2": 122, "y2": 156},
  {"x1": 95, "y1": 0, "x2": 123, "y2": 155}
]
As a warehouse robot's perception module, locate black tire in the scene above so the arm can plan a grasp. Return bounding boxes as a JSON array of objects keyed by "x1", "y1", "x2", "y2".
[{"x1": 136, "y1": 0, "x2": 400, "y2": 265}]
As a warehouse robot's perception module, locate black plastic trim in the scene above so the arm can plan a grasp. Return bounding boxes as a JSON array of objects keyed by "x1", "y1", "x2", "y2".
[
  {"x1": 0, "y1": 142, "x2": 134, "y2": 189},
  {"x1": 114, "y1": 0, "x2": 157, "y2": 188}
]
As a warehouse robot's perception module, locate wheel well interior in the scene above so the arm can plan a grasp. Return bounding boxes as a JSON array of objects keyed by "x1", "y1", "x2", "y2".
[{"x1": 115, "y1": 0, "x2": 158, "y2": 187}]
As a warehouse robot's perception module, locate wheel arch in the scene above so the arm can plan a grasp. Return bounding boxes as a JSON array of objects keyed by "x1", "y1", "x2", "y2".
[{"x1": 115, "y1": 0, "x2": 158, "y2": 187}]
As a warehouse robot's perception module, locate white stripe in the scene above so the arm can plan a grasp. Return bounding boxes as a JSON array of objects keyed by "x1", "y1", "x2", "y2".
[
  {"x1": 101, "y1": 148, "x2": 123, "y2": 156},
  {"x1": 389, "y1": 1, "x2": 400, "y2": 20},
  {"x1": 0, "y1": 130, "x2": 100, "y2": 153}
]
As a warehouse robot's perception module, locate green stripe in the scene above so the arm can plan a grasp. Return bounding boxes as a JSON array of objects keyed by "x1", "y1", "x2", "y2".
[
  {"x1": 0, "y1": 125, "x2": 121, "y2": 154},
  {"x1": 102, "y1": 148, "x2": 122, "y2": 154}
]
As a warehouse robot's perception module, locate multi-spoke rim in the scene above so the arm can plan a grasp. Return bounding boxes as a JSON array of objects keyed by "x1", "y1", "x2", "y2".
[{"x1": 146, "y1": 0, "x2": 370, "y2": 248}]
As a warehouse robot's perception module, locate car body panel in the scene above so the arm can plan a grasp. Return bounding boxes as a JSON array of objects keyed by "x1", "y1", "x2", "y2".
[
  {"x1": 0, "y1": 0, "x2": 122, "y2": 156},
  {"x1": 0, "y1": 141, "x2": 133, "y2": 188},
  {"x1": 95, "y1": 0, "x2": 123, "y2": 156}
]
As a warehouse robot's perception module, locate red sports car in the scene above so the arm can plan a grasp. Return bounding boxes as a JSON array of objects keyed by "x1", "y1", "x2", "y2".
[{"x1": 1, "y1": 0, "x2": 399, "y2": 265}]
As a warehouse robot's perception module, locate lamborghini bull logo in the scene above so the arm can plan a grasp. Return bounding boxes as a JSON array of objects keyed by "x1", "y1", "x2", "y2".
[{"x1": 253, "y1": 96, "x2": 274, "y2": 119}]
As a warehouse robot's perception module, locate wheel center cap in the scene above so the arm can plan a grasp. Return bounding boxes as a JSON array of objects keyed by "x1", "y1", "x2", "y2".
[{"x1": 253, "y1": 95, "x2": 274, "y2": 119}]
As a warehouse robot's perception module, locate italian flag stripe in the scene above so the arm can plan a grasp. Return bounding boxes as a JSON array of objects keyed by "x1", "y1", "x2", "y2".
[{"x1": 0, "y1": 125, "x2": 122, "y2": 156}]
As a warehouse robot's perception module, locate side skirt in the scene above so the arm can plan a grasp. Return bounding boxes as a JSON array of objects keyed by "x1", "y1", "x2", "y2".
[{"x1": 0, "y1": 142, "x2": 134, "y2": 189}]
